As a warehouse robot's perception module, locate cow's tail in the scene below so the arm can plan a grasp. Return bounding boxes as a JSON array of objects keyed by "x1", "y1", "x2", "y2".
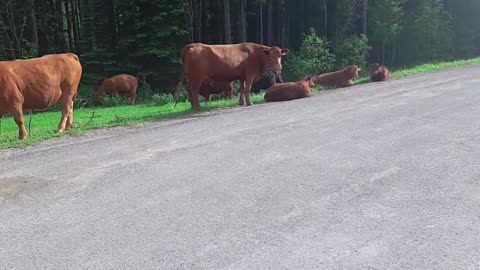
[{"x1": 174, "y1": 48, "x2": 188, "y2": 108}]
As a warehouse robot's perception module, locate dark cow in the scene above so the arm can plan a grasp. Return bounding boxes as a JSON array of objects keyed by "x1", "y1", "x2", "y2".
[
  {"x1": 313, "y1": 65, "x2": 360, "y2": 88},
  {"x1": 94, "y1": 74, "x2": 138, "y2": 106},
  {"x1": 370, "y1": 63, "x2": 391, "y2": 82},
  {"x1": 0, "y1": 53, "x2": 82, "y2": 140},
  {"x1": 199, "y1": 80, "x2": 235, "y2": 102},
  {"x1": 251, "y1": 69, "x2": 283, "y2": 93},
  {"x1": 264, "y1": 76, "x2": 315, "y2": 102},
  {"x1": 174, "y1": 43, "x2": 289, "y2": 111}
]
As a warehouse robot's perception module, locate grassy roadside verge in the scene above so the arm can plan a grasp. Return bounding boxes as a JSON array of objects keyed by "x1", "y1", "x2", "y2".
[
  {"x1": 1, "y1": 57, "x2": 480, "y2": 149},
  {"x1": 354, "y1": 57, "x2": 480, "y2": 85},
  {"x1": 0, "y1": 95, "x2": 266, "y2": 149}
]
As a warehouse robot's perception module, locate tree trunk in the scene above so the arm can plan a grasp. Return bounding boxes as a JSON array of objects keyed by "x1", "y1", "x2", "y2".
[
  {"x1": 64, "y1": 0, "x2": 75, "y2": 51},
  {"x1": 223, "y1": 0, "x2": 231, "y2": 44},
  {"x1": 198, "y1": 0, "x2": 202, "y2": 42},
  {"x1": 55, "y1": 0, "x2": 67, "y2": 51},
  {"x1": 239, "y1": 0, "x2": 247, "y2": 42},
  {"x1": 30, "y1": 1, "x2": 39, "y2": 50},
  {"x1": 267, "y1": 0, "x2": 273, "y2": 45},
  {"x1": 361, "y1": 0, "x2": 368, "y2": 36},
  {"x1": 391, "y1": 39, "x2": 396, "y2": 66},
  {"x1": 324, "y1": 0, "x2": 328, "y2": 37},
  {"x1": 257, "y1": 2, "x2": 263, "y2": 44}
]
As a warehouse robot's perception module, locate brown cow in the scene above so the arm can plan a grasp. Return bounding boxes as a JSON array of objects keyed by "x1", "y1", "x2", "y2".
[
  {"x1": 0, "y1": 53, "x2": 82, "y2": 140},
  {"x1": 174, "y1": 43, "x2": 289, "y2": 111},
  {"x1": 264, "y1": 76, "x2": 315, "y2": 102},
  {"x1": 94, "y1": 74, "x2": 138, "y2": 106},
  {"x1": 370, "y1": 63, "x2": 391, "y2": 82},
  {"x1": 199, "y1": 79, "x2": 235, "y2": 102},
  {"x1": 313, "y1": 65, "x2": 361, "y2": 88}
]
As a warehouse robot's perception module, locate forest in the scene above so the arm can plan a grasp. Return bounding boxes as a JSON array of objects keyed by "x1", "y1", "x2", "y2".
[{"x1": 0, "y1": 0, "x2": 479, "y2": 95}]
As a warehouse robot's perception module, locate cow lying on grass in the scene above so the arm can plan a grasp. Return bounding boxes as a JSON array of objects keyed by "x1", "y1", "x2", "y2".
[
  {"x1": 94, "y1": 74, "x2": 138, "y2": 106},
  {"x1": 199, "y1": 80, "x2": 234, "y2": 102},
  {"x1": 251, "y1": 69, "x2": 283, "y2": 93},
  {"x1": 370, "y1": 63, "x2": 391, "y2": 82},
  {"x1": 0, "y1": 53, "x2": 82, "y2": 140},
  {"x1": 264, "y1": 76, "x2": 315, "y2": 102},
  {"x1": 313, "y1": 65, "x2": 360, "y2": 88},
  {"x1": 175, "y1": 42, "x2": 289, "y2": 111}
]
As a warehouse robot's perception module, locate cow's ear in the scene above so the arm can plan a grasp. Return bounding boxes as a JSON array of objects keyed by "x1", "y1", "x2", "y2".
[
  {"x1": 281, "y1": 48, "x2": 289, "y2": 56},
  {"x1": 264, "y1": 49, "x2": 270, "y2": 55}
]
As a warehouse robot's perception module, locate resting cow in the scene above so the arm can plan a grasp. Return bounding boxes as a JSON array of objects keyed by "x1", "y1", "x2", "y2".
[
  {"x1": 199, "y1": 80, "x2": 234, "y2": 102},
  {"x1": 0, "y1": 53, "x2": 82, "y2": 140},
  {"x1": 264, "y1": 76, "x2": 315, "y2": 102},
  {"x1": 251, "y1": 69, "x2": 283, "y2": 93},
  {"x1": 313, "y1": 65, "x2": 360, "y2": 88},
  {"x1": 175, "y1": 42, "x2": 289, "y2": 111},
  {"x1": 370, "y1": 63, "x2": 391, "y2": 82},
  {"x1": 94, "y1": 74, "x2": 138, "y2": 106}
]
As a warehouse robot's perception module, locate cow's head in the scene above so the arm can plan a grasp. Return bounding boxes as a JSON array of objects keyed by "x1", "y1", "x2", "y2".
[
  {"x1": 301, "y1": 75, "x2": 315, "y2": 88},
  {"x1": 349, "y1": 65, "x2": 360, "y2": 80},
  {"x1": 263, "y1": 47, "x2": 289, "y2": 71},
  {"x1": 370, "y1": 63, "x2": 383, "y2": 74}
]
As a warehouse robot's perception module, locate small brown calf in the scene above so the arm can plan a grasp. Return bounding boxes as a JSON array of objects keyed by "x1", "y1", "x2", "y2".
[
  {"x1": 370, "y1": 63, "x2": 391, "y2": 82},
  {"x1": 264, "y1": 76, "x2": 315, "y2": 102},
  {"x1": 94, "y1": 74, "x2": 138, "y2": 106},
  {"x1": 199, "y1": 80, "x2": 235, "y2": 102},
  {"x1": 313, "y1": 65, "x2": 360, "y2": 88}
]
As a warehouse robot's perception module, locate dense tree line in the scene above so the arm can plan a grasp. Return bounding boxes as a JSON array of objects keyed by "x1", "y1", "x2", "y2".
[{"x1": 0, "y1": 0, "x2": 479, "y2": 92}]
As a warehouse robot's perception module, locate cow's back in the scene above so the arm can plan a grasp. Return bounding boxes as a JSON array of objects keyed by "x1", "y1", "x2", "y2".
[
  {"x1": 183, "y1": 43, "x2": 267, "y2": 81},
  {"x1": 102, "y1": 74, "x2": 138, "y2": 93},
  {"x1": 265, "y1": 83, "x2": 305, "y2": 102},
  {"x1": 0, "y1": 53, "x2": 82, "y2": 111}
]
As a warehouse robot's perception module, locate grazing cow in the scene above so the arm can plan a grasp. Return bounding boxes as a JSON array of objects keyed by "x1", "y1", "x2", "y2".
[
  {"x1": 0, "y1": 53, "x2": 82, "y2": 140},
  {"x1": 264, "y1": 76, "x2": 315, "y2": 102},
  {"x1": 251, "y1": 69, "x2": 283, "y2": 93},
  {"x1": 174, "y1": 42, "x2": 289, "y2": 111},
  {"x1": 199, "y1": 80, "x2": 235, "y2": 102},
  {"x1": 313, "y1": 65, "x2": 361, "y2": 88},
  {"x1": 94, "y1": 74, "x2": 138, "y2": 106},
  {"x1": 370, "y1": 63, "x2": 391, "y2": 82}
]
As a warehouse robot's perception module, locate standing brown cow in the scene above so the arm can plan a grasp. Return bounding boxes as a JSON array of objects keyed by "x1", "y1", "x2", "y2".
[
  {"x1": 264, "y1": 76, "x2": 315, "y2": 102},
  {"x1": 199, "y1": 80, "x2": 235, "y2": 102},
  {"x1": 0, "y1": 53, "x2": 82, "y2": 140},
  {"x1": 370, "y1": 63, "x2": 391, "y2": 82},
  {"x1": 174, "y1": 43, "x2": 289, "y2": 111},
  {"x1": 94, "y1": 74, "x2": 138, "y2": 106},
  {"x1": 313, "y1": 65, "x2": 361, "y2": 88}
]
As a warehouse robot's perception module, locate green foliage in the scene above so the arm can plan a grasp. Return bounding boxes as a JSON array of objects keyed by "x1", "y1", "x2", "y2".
[
  {"x1": 101, "y1": 96, "x2": 132, "y2": 107},
  {"x1": 152, "y1": 93, "x2": 175, "y2": 105},
  {"x1": 369, "y1": 0, "x2": 406, "y2": 43},
  {"x1": 333, "y1": 34, "x2": 370, "y2": 70},
  {"x1": 412, "y1": 0, "x2": 454, "y2": 63},
  {"x1": 285, "y1": 30, "x2": 335, "y2": 79}
]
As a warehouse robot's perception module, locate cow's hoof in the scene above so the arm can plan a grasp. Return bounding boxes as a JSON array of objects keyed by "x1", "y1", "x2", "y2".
[
  {"x1": 57, "y1": 129, "x2": 64, "y2": 133},
  {"x1": 18, "y1": 136, "x2": 27, "y2": 141},
  {"x1": 246, "y1": 102, "x2": 253, "y2": 106}
]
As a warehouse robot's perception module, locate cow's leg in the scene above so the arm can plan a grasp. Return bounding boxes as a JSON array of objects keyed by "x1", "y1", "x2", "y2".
[
  {"x1": 189, "y1": 80, "x2": 202, "y2": 111},
  {"x1": 225, "y1": 87, "x2": 233, "y2": 100},
  {"x1": 58, "y1": 93, "x2": 74, "y2": 133},
  {"x1": 11, "y1": 105, "x2": 27, "y2": 140},
  {"x1": 244, "y1": 76, "x2": 255, "y2": 106},
  {"x1": 238, "y1": 81, "x2": 246, "y2": 106},
  {"x1": 129, "y1": 88, "x2": 136, "y2": 106}
]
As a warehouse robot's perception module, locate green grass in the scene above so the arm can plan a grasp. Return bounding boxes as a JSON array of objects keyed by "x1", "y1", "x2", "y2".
[
  {"x1": 354, "y1": 57, "x2": 480, "y2": 85},
  {"x1": 0, "y1": 94, "x2": 266, "y2": 149},
  {"x1": 1, "y1": 57, "x2": 480, "y2": 149}
]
